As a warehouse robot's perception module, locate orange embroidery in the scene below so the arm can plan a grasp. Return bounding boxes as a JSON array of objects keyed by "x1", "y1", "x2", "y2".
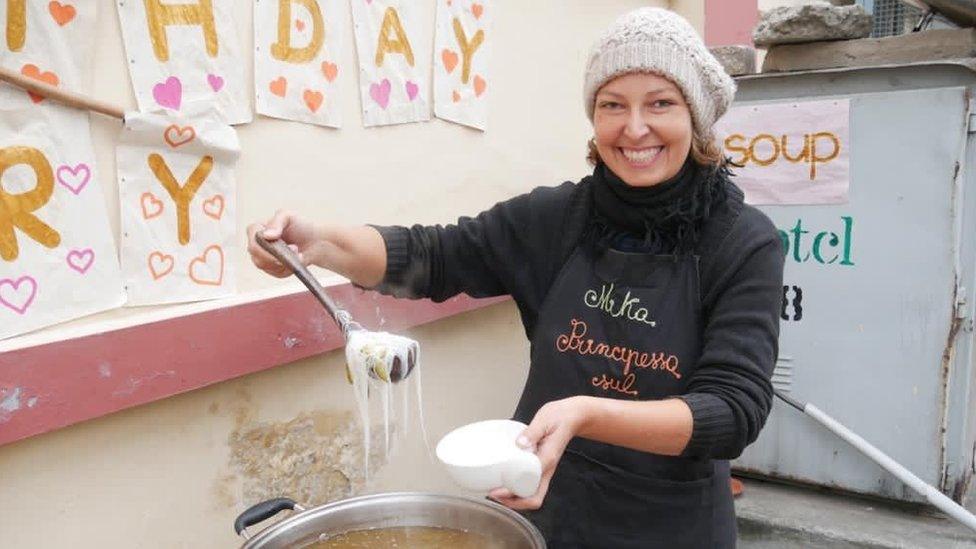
[{"x1": 555, "y1": 318, "x2": 681, "y2": 380}]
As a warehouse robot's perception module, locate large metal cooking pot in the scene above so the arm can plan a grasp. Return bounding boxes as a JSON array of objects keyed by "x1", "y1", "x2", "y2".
[{"x1": 234, "y1": 492, "x2": 546, "y2": 548}]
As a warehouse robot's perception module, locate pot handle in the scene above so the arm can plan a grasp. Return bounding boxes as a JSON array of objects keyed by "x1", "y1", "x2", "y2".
[{"x1": 234, "y1": 497, "x2": 305, "y2": 540}]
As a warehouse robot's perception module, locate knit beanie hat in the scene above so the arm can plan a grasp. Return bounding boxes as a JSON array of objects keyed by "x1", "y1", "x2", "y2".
[{"x1": 583, "y1": 7, "x2": 736, "y2": 136}]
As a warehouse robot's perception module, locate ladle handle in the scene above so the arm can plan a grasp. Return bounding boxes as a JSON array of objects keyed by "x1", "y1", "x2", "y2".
[{"x1": 255, "y1": 234, "x2": 351, "y2": 333}]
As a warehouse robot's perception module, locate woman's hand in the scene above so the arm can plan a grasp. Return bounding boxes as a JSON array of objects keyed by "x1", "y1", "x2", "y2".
[
  {"x1": 489, "y1": 396, "x2": 593, "y2": 511},
  {"x1": 246, "y1": 210, "x2": 322, "y2": 278}
]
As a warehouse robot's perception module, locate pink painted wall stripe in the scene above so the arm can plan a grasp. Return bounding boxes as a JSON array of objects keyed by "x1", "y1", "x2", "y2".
[
  {"x1": 0, "y1": 285, "x2": 507, "y2": 447},
  {"x1": 705, "y1": 0, "x2": 758, "y2": 47}
]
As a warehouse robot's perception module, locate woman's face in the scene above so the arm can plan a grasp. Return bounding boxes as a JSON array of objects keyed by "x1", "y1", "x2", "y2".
[{"x1": 593, "y1": 72, "x2": 693, "y2": 187}]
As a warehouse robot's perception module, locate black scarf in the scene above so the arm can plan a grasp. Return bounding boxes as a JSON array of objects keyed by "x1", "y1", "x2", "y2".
[{"x1": 590, "y1": 159, "x2": 729, "y2": 254}]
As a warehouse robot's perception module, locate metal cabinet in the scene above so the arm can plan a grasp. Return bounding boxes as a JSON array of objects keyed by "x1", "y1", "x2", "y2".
[{"x1": 732, "y1": 62, "x2": 976, "y2": 506}]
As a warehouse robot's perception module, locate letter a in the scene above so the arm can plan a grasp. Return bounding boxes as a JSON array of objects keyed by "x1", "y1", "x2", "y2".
[
  {"x1": 374, "y1": 7, "x2": 414, "y2": 67},
  {"x1": 143, "y1": 0, "x2": 218, "y2": 62},
  {"x1": 0, "y1": 146, "x2": 61, "y2": 261},
  {"x1": 271, "y1": 0, "x2": 324, "y2": 63}
]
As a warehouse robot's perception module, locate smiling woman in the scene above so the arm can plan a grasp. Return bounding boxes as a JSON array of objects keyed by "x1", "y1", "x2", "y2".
[{"x1": 247, "y1": 7, "x2": 784, "y2": 549}]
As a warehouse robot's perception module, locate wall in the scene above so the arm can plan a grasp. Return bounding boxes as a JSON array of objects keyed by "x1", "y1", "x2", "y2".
[{"x1": 0, "y1": 1, "x2": 665, "y2": 547}]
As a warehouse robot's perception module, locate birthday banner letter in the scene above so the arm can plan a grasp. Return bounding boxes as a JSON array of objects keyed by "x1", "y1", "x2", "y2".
[
  {"x1": 117, "y1": 108, "x2": 240, "y2": 306},
  {"x1": 0, "y1": 1, "x2": 125, "y2": 340},
  {"x1": 433, "y1": 0, "x2": 490, "y2": 130},
  {"x1": 117, "y1": 0, "x2": 252, "y2": 125},
  {"x1": 254, "y1": 0, "x2": 345, "y2": 128},
  {"x1": 349, "y1": 0, "x2": 429, "y2": 127}
]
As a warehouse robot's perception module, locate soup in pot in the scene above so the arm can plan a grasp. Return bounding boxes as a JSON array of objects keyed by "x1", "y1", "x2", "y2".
[{"x1": 305, "y1": 526, "x2": 508, "y2": 548}]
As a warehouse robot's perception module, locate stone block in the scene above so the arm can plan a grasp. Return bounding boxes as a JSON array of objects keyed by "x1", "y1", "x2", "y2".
[
  {"x1": 762, "y1": 28, "x2": 976, "y2": 73},
  {"x1": 754, "y1": 4, "x2": 873, "y2": 48},
  {"x1": 710, "y1": 45, "x2": 758, "y2": 76}
]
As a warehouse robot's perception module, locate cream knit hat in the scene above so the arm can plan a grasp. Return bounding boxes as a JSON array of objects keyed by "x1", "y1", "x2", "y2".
[{"x1": 583, "y1": 7, "x2": 736, "y2": 136}]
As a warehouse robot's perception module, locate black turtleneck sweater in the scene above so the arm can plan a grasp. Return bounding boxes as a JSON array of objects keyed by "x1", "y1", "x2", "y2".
[{"x1": 371, "y1": 166, "x2": 784, "y2": 460}]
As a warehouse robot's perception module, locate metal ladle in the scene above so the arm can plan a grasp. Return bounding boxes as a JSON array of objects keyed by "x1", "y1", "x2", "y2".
[{"x1": 255, "y1": 234, "x2": 417, "y2": 382}]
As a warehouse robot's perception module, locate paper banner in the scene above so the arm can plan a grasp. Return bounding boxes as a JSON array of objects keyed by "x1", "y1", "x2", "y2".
[
  {"x1": 715, "y1": 99, "x2": 851, "y2": 205},
  {"x1": 116, "y1": 0, "x2": 252, "y2": 125},
  {"x1": 433, "y1": 0, "x2": 490, "y2": 130},
  {"x1": 0, "y1": 1, "x2": 126, "y2": 340},
  {"x1": 255, "y1": 0, "x2": 346, "y2": 128},
  {"x1": 349, "y1": 0, "x2": 429, "y2": 127},
  {"x1": 117, "y1": 107, "x2": 239, "y2": 306}
]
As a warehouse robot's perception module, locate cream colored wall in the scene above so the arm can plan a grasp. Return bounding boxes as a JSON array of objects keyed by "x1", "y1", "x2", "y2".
[
  {"x1": 670, "y1": 0, "x2": 706, "y2": 36},
  {"x1": 0, "y1": 1, "x2": 668, "y2": 547}
]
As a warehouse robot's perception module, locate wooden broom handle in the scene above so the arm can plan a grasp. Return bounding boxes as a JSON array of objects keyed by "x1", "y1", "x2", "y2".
[{"x1": 0, "y1": 64, "x2": 124, "y2": 120}]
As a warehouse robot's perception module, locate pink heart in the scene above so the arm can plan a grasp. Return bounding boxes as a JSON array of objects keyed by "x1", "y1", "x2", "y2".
[
  {"x1": 207, "y1": 73, "x2": 224, "y2": 92},
  {"x1": 405, "y1": 80, "x2": 419, "y2": 101},
  {"x1": 57, "y1": 163, "x2": 91, "y2": 195},
  {"x1": 152, "y1": 76, "x2": 182, "y2": 110},
  {"x1": 67, "y1": 248, "x2": 95, "y2": 274},
  {"x1": 0, "y1": 276, "x2": 37, "y2": 315},
  {"x1": 369, "y1": 78, "x2": 391, "y2": 110}
]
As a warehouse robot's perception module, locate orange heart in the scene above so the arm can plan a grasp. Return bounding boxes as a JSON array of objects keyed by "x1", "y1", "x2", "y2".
[
  {"x1": 48, "y1": 1, "x2": 76, "y2": 26},
  {"x1": 303, "y1": 89, "x2": 323, "y2": 112},
  {"x1": 452, "y1": 90, "x2": 461, "y2": 103},
  {"x1": 474, "y1": 75, "x2": 487, "y2": 97},
  {"x1": 140, "y1": 192, "x2": 164, "y2": 220},
  {"x1": 472, "y1": 3, "x2": 484, "y2": 19},
  {"x1": 269, "y1": 77, "x2": 287, "y2": 97},
  {"x1": 163, "y1": 124, "x2": 195, "y2": 148},
  {"x1": 203, "y1": 195, "x2": 224, "y2": 220},
  {"x1": 321, "y1": 61, "x2": 338, "y2": 83},
  {"x1": 189, "y1": 245, "x2": 224, "y2": 286},
  {"x1": 148, "y1": 251, "x2": 174, "y2": 280},
  {"x1": 295, "y1": 19, "x2": 305, "y2": 31},
  {"x1": 441, "y1": 49, "x2": 459, "y2": 74},
  {"x1": 20, "y1": 64, "x2": 59, "y2": 103}
]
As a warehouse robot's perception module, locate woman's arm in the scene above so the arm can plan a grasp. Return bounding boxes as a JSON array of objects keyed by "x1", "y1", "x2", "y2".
[{"x1": 246, "y1": 210, "x2": 387, "y2": 287}]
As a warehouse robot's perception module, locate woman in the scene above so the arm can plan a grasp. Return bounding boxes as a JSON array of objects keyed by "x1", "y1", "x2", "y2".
[{"x1": 247, "y1": 7, "x2": 784, "y2": 547}]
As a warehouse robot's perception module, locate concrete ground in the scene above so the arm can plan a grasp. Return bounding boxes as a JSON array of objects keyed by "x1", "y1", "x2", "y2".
[{"x1": 735, "y1": 478, "x2": 976, "y2": 548}]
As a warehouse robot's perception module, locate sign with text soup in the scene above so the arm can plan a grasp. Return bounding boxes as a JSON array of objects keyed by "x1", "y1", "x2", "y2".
[{"x1": 715, "y1": 99, "x2": 850, "y2": 205}]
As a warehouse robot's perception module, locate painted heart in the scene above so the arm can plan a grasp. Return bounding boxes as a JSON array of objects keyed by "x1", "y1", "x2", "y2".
[
  {"x1": 296, "y1": 19, "x2": 306, "y2": 31},
  {"x1": 56, "y1": 163, "x2": 91, "y2": 195},
  {"x1": 48, "y1": 1, "x2": 76, "y2": 26},
  {"x1": 441, "y1": 49, "x2": 459, "y2": 74},
  {"x1": 203, "y1": 195, "x2": 224, "y2": 220},
  {"x1": 303, "y1": 89, "x2": 323, "y2": 113},
  {"x1": 67, "y1": 248, "x2": 94, "y2": 274},
  {"x1": 472, "y1": 3, "x2": 484, "y2": 19},
  {"x1": 207, "y1": 73, "x2": 224, "y2": 92},
  {"x1": 269, "y1": 77, "x2": 287, "y2": 97},
  {"x1": 369, "y1": 78, "x2": 391, "y2": 110},
  {"x1": 189, "y1": 245, "x2": 224, "y2": 286},
  {"x1": 141, "y1": 192, "x2": 164, "y2": 220},
  {"x1": 452, "y1": 90, "x2": 461, "y2": 103},
  {"x1": 148, "y1": 252, "x2": 174, "y2": 280},
  {"x1": 163, "y1": 124, "x2": 195, "y2": 148},
  {"x1": 474, "y1": 75, "x2": 487, "y2": 97},
  {"x1": 20, "y1": 64, "x2": 59, "y2": 103},
  {"x1": 405, "y1": 80, "x2": 419, "y2": 102},
  {"x1": 152, "y1": 76, "x2": 182, "y2": 110},
  {"x1": 0, "y1": 276, "x2": 37, "y2": 315},
  {"x1": 321, "y1": 61, "x2": 338, "y2": 83}
]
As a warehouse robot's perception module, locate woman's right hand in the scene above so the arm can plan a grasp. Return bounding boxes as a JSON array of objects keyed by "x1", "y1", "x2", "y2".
[{"x1": 246, "y1": 210, "x2": 322, "y2": 278}]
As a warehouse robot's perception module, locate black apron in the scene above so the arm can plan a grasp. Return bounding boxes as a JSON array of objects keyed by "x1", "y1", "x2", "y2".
[{"x1": 514, "y1": 243, "x2": 736, "y2": 548}]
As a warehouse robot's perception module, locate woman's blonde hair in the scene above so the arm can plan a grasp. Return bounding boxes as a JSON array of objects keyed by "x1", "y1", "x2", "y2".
[{"x1": 586, "y1": 131, "x2": 726, "y2": 168}]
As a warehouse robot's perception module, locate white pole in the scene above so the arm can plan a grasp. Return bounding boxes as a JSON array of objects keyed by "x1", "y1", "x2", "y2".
[{"x1": 804, "y1": 403, "x2": 976, "y2": 534}]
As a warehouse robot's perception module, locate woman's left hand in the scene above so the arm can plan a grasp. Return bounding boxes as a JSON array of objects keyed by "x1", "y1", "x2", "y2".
[{"x1": 489, "y1": 396, "x2": 593, "y2": 511}]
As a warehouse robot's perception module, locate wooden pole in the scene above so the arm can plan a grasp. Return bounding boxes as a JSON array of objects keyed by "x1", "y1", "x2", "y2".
[{"x1": 0, "y1": 65, "x2": 125, "y2": 120}]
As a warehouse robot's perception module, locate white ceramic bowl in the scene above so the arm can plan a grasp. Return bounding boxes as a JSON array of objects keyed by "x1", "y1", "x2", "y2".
[{"x1": 436, "y1": 419, "x2": 542, "y2": 498}]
